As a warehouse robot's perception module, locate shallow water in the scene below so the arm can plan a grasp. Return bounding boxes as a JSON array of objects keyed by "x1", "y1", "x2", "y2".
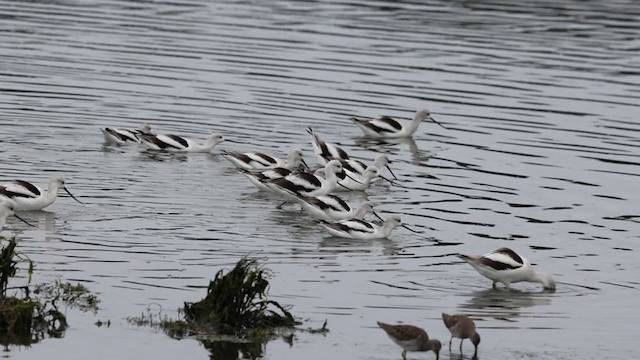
[{"x1": 1, "y1": 0, "x2": 639, "y2": 359}]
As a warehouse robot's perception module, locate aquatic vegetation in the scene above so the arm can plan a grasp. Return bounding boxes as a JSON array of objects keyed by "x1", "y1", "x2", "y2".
[
  {"x1": 182, "y1": 257, "x2": 296, "y2": 336},
  {"x1": 0, "y1": 237, "x2": 100, "y2": 347}
]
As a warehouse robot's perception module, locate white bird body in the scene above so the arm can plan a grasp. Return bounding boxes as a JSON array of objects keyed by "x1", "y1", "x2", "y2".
[
  {"x1": 297, "y1": 195, "x2": 375, "y2": 222},
  {"x1": 344, "y1": 154, "x2": 395, "y2": 180},
  {"x1": 352, "y1": 108, "x2": 443, "y2": 138},
  {"x1": 319, "y1": 215, "x2": 404, "y2": 240},
  {"x1": 101, "y1": 123, "x2": 154, "y2": 145},
  {"x1": 223, "y1": 148, "x2": 306, "y2": 171},
  {"x1": 266, "y1": 160, "x2": 343, "y2": 199},
  {"x1": 140, "y1": 133, "x2": 224, "y2": 153},
  {"x1": 307, "y1": 128, "x2": 350, "y2": 165},
  {"x1": 457, "y1": 247, "x2": 556, "y2": 290},
  {"x1": 0, "y1": 177, "x2": 83, "y2": 211}
]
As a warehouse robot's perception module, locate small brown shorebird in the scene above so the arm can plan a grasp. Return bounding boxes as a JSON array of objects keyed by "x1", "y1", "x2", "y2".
[
  {"x1": 377, "y1": 321, "x2": 441, "y2": 360},
  {"x1": 441, "y1": 313, "x2": 480, "y2": 358}
]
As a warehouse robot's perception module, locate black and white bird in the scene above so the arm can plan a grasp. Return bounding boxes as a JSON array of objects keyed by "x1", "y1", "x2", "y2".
[
  {"x1": 100, "y1": 123, "x2": 154, "y2": 145},
  {"x1": 296, "y1": 196, "x2": 378, "y2": 222},
  {"x1": 0, "y1": 177, "x2": 83, "y2": 211},
  {"x1": 352, "y1": 108, "x2": 445, "y2": 138},
  {"x1": 319, "y1": 215, "x2": 419, "y2": 239},
  {"x1": 307, "y1": 127, "x2": 350, "y2": 165},
  {"x1": 222, "y1": 148, "x2": 308, "y2": 171},
  {"x1": 265, "y1": 160, "x2": 345, "y2": 199},
  {"x1": 457, "y1": 247, "x2": 556, "y2": 290},
  {"x1": 140, "y1": 133, "x2": 224, "y2": 153}
]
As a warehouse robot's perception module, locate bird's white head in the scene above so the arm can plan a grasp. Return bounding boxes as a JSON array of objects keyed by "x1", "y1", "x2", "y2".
[
  {"x1": 206, "y1": 133, "x2": 225, "y2": 146},
  {"x1": 325, "y1": 160, "x2": 343, "y2": 174},
  {"x1": 138, "y1": 123, "x2": 154, "y2": 135},
  {"x1": 373, "y1": 154, "x2": 390, "y2": 168},
  {"x1": 385, "y1": 215, "x2": 403, "y2": 228},
  {"x1": 537, "y1": 272, "x2": 556, "y2": 290},
  {"x1": 49, "y1": 177, "x2": 66, "y2": 191},
  {"x1": 415, "y1": 108, "x2": 431, "y2": 121},
  {"x1": 0, "y1": 198, "x2": 16, "y2": 216},
  {"x1": 362, "y1": 166, "x2": 379, "y2": 181}
]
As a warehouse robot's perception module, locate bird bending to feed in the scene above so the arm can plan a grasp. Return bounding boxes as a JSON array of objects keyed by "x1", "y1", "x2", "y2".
[
  {"x1": 296, "y1": 196, "x2": 378, "y2": 222},
  {"x1": 319, "y1": 215, "x2": 419, "y2": 239},
  {"x1": 335, "y1": 166, "x2": 383, "y2": 191},
  {"x1": 265, "y1": 159, "x2": 346, "y2": 199},
  {"x1": 140, "y1": 133, "x2": 224, "y2": 153},
  {"x1": 457, "y1": 247, "x2": 556, "y2": 290},
  {"x1": 0, "y1": 177, "x2": 84, "y2": 211},
  {"x1": 344, "y1": 154, "x2": 397, "y2": 180},
  {"x1": 0, "y1": 198, "x2": 33, "y2": 230},
  {"x1": 377, "y1": 321, "x2": 441, "y2": 360},
  {"x1": 441, "y1": 313, "x2": 480, "y2": 358},
  {"x1": 241, "y1": 167, "x2": 294, "y2": 191},
  {"x1": 222, "y1": 148, "x2": 308, "y2": 171},
  {"x1": 307, "y1": 127, "x2": 350, "y2": 165},
  {"x1": 100, "y1": 123, "x2": 154, "y2": 145},
  {"x1": 352, "y1": 108, "x2": 446, "y2": 138}
]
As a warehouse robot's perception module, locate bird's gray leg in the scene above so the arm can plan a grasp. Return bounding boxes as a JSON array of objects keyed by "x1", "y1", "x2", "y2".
[
  {"x1": 402, "y1": 350, "x2": 407, "y2": 360},
  {"x1": 449, "y1": 336, "x2": 453, "y2": 350},
  {"x1": 459, "y1": 339, "x2": 464, "y2": 351}
]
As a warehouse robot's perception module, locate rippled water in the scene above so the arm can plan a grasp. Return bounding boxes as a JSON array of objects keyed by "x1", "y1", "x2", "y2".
[{"x1": 1, "y1": 0, "x2": 639, "y2": 359}]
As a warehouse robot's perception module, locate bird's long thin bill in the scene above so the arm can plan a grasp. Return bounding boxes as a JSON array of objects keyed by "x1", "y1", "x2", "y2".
[
  {"x1": 373, "y1": 211, "x2": 384, "y2": 222},
  {"x1": 429, "y1": 116, "x2": 447, "y2": 130},
  {"x1": 386, "y1": 165, "x2": 398, "y2": 180},
  {"x1": 338, "y1": 183, "x2": 356, "y2": 191},
  {"x1": 345, "y1": 173, "x2": 363, "y2": 184},
  {"x1": 64, "y1": 187, "x2": 85, "y2": 204},
  {"x1": 379, "y1": 175, "x2": 395, "y2": 184},
  {"x1": 300, "y1": 158, "x2": 310, "y2": 170},
  {"x1": 14, "y1": 214, "x2": 35, "y2": 227},
  {"x1": 402, "y1": 224, "x2": 422, "y2": 233}
]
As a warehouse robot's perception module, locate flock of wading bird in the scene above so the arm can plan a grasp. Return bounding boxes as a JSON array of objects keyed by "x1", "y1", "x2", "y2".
[{"x1": 0, "y1": 107, "x2": 557, "y2": 359}]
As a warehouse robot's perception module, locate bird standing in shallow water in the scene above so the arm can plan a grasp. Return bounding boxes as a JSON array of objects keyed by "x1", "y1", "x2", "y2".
[
  {"x1": 352, "y1": 108, "x2": 446, "y2": 138},
  {"x1": 319, "y1": 215, "x2": 420, "y2": 239},
  {"x1": 100, "y1": 123, "x2": 154, "y2": 145},
  {"x1": 441, "y1": 313, "x2": 480, "y2": 359},
  {"x1": 457, "y1": 247, "x2": 556, "y2": 290},
  {"x1": 0, "y1": 177, "x2": 83, "y2": 211},
  {"x1": 377, "y1": 321, "x2": 441, "y2": 360}
]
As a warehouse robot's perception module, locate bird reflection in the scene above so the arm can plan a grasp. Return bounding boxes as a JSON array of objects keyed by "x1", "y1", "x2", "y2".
[
  {"x1": 354, "y1": 136, "x2": 428, "y2": 166},
  {"x1": 8, "y1": 210, "x2": 57, "y2": 233},
  {"x1": 137, "y1": 149, "x2": 189, "y2": 162},
  {"x1": 458, "y1": 287, "x2": 554, "y2": 320},
  {"x1": 318, "y1": 235, "x2": 400, "y2": 256}
]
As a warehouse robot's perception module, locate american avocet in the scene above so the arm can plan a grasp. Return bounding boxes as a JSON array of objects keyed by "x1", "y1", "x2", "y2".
[
  {"x1": 222, "y1": 148, "x2": 307, "y2": 171},
  {"x1": 297, "y1": 196, "x2": 377, "y2": 222},
  {"x1": 265, "y1": 160, "x2": 347, "y2": 200},
  {"x1": 0, "y1": 198, "x2": 33, "y2": 230},
  {"x1": 140, "y1": 133, "x2": 224, "y2": 153},
  {"x1": 101, "y1": 123, "x2": 154, "y2": 145},
  {"x1": 335, "y1": 166, "x2": 383, "y2": 192},
  {"x1": 318, "y1": 215, "x2": 419, "y2": 239},
  {"x1": 344, "y1": 154, "x2": 397, "y2": 180},
  {"x1": 307, "y1": 127, "x2": 350, "y2": 165},
  {"x1": 441, "y1": 313, "x2": 480, "y2": 358},
  {"x1": 457, "y1": 247, "x2": 556, "y2": 290},
  {"x1": 352, "y1": 108, "x2": 446, "y2": 138},
  {"x1": 0, "y1": 177, "x2": 83, "y2": 211},
  {"x1": 377, "y1": 321, "x2": 441, "y2": 360},
  {"x1": 240, "y1": 167, "x2": 294, "y2": 191}
]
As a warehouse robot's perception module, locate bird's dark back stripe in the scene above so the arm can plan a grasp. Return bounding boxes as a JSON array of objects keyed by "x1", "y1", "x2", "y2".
[
  {"x1": 166, "y1": 134, "x2": 189, "y2": 148},
  {"x1": 255, "y1": 153, "x2": 276, "y2": 165},
  {"x1": 13, "y1": 180, "x2": 41, "y2": 196},
  {"x1": 495, "y1": 247, "x2": 524, "y2": 265},
  {"x1": 336, "y1": 147, "x2": 349, "y2": 159},
  {"x1": 478, "y1": 257, "x2": 520, "y2": 271},
  {"x1": 236, "y1": 153, "x2": 253, "y2": 163},
  {"x1": 378, "y1": 116, "x2": 403, "y2": 131},
  {"x1": 295, "y1": 173, "x2": 322, "y2": 187},
  {"x1": 105, "y1": 128, "x2": 135, "y2": 141}
]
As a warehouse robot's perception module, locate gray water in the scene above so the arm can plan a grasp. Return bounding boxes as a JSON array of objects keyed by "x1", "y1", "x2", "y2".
[{"x1": 1, "y1": 0, "x2": 639, "y2": 359}]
